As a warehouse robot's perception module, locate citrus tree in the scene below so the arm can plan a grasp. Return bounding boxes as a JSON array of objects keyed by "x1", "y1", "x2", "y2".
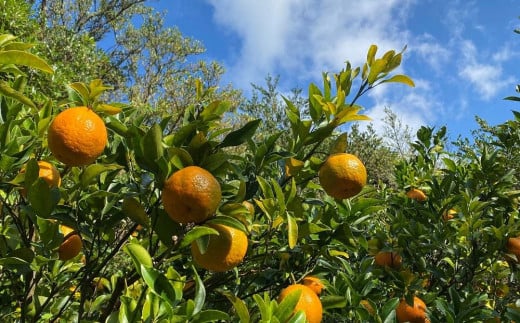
[{"x1": 2, "y1": 16, "x2": 520, "y2": 323}]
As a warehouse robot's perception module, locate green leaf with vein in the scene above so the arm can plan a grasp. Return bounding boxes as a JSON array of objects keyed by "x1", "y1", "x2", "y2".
[
  {"x1": 0, "y1": 80, "x2": 36, "y2": 108},
  {"x1": 381, "y1": 74, "x2": 415, "y2": 87},
  {"x1": 0, "y1": 50, "x2": 53, "y2": 73}
]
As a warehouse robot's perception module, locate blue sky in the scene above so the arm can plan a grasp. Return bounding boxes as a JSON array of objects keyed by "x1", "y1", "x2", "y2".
[{"x1": 150, "y1": 0, "x2": 520, "y2": 139}]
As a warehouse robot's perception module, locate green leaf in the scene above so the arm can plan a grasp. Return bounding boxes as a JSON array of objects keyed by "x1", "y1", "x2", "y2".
[
  {"x1": 206, "y1": 215, "x2": 247, "y2": 233},
  {"x1": 152, "y1": 210, "x2": 182, "y2": 247},
  {"x1": 367, "y1": 58, "x2": 387, "y2": 84},
  {"x1": 0, "y1": 50, "x2": 53, "y2": 74},
  {"x1": 191, "y1": 310, "x2": 230, "y2": 323},
  {"x1": 321, "y1": 295, "x2": 347, "y2": 309},
  {"x1": 221, "y1": 291, "x2": 250, "y2": 323},
  {"x1": 28, "y1": 179, "x2": 59, "y2": 218},
  {"x1": 180, "y1": 226, "x2": 219, "y2": 249},
  {"x1": 123, "y1": 243, "x2": 153, "y2": 275},
  {"x1": 143, "y1": 123, "x2": 164, "y2": 163},
  {"x1": 192, "y1": 267, "x2": 206, "y2": 315},
  {"x1": 367, "y1": 44, "x2": 378, "y2": 66},
  {"x1": 141, "y1": 265, "x2": 178, "y2": 308},
  {"x1": 331, "y1": 132, "x2": 348, "y2": 154},
  {"x1": 275, "y1": 289, "x2": 301, "y2": 321},
  {"x1": 0, "y1": 256, "x2": 29, "y2": 266},
  {"x1": 122, "y1": 197, "x2": 150, "y2": 227},
  {"x1": 219, "y1": 119, "x2": 261, "y2": 148},
  {"x1": 0, "y1": 80, "x2": 36, "y2": 108},
  {"x1": 80, "y1": 164, "x2": 122, "y2": 187},
  {"x1": 381, "y1": 74, "x2": 415, "y2": 87},
  {"x1": 287, "y1": 213, "x2": 298, "y2": 249}
]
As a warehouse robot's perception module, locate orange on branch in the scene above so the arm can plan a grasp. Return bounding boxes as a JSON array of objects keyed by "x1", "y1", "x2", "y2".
[
  {"x1": 162, "y1": 166, "x2": 221, "y2": 224},
  {"x1": 396, "y1": 296, "x2": 429, "y2": 323},
  {"x1": 302, "y1": 276, "x2": 325, "y2": 295},
  {"x1": 278, "y1": 284, "x2": 323, "y2": 323},
  {"x1": 20, "y1": 161, "x2": 61, "y2": 196},
  {"x1": 318, "y1": 153, "x2": 367, "y2": 199},
  {"x1": 374, "y1": 251, "x2": 402, "y2": 269},
  {"x1": 58, "y1": 233, "x2": 82, "y2": 261},
  {"x1": 406, "y1": 188, "x2": 427, "y2": 202},
  {"x1": 191, "y1": 223, "x2": 248, "y2": 272},
  {"x1": 48, "y1": 107, "x2": 107, "y2": 166}
]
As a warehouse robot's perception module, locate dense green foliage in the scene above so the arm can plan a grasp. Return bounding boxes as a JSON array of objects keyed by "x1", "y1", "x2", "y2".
[{"x1": 1, "y1": 2, "x2": 520, "y2": 323}]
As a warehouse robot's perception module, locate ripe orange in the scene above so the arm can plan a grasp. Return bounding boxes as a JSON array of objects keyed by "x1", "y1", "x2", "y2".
[
  {"x1": 162, "y1": 166, "x2": 222, "y2": 224},
  {"x1": 48, "y1": 107, "x2": 107, "y2": 166},
  {"x1": 191, "y1": 223, "x2": 248, "y2": 272},
  {"x1": 396, "y1": 296, "x2": 428, "y2": 323},
  {"x1": 20, "y1": 161, "x2": 61, "y2": 196},
  {"x1": 278, "y1": 284, "x2": 323, "y2": 323},
  {"x1": 318, "y1": 153, "x2": 367, "y2": 199},
  {"x1": 374, "y1": 251, "x2": 402, "y2": 269},
  {"x1": 302, "y1": 276, "x2": 325, "y2": 295},
  {"x1": 506, "y1": 236, "x2": 520, "y2": 260},
  {"x1": 406, "y1": 188, "x2": 427, "y2": 202},
  {"x1": 58, "y1": 233, "x2": 82, "y2": 261},
  {"x1": 442, "y1": 208, "x2": 457, "y2": 221}
]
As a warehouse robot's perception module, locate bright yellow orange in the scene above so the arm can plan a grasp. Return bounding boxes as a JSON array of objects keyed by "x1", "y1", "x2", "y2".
[
  {"x1": 191, "y1": 223, "x2": 248, "y2": 272},
  {"x1": 442, "y1": 209, "x2": 457, "y2": 221},
  {"x1": 406, "y1": 188, "x2": 427, "y2": 202},
  {"x1": 302, "y1": 276, "x2": 325, "y2": 295},
  {"x1": 278, "y1": 284, "x2": 323, "y2": 323},
  {"x1": 20, "y1": 161, "x2": 61, "y2": 196},
  {"x1": 318, "y1": 153, "x2": 367, "y2": 199},
  {"x1": 374, "y1": 251, "x2": 402, "y2": 269},
  {"x1": 48, "y1": 107, "x2": 107, "y2": 166},
  {"x1": 396, "y1": 296, "x2": 428, "y2": 323},
  {"x1": 162, "y1": 166, "x2": 221, "y2": 224},
  {"x1": 58, "y1": 233, "x2": 82, "y2": 261}
]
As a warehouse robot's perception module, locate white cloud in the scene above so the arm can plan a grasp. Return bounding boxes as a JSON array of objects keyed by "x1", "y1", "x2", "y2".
[
  {"x1": 458, "y1": 40, "x2": 513, "y2": 100},
  {"x1": 411, "y1": 34, "x2": 451, "y2": 72},
  {"x1": 205, "y1": 0, "x2": 414, "y2": 88}
]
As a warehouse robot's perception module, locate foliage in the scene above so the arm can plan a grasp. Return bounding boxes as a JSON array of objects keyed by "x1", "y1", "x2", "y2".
[{"x1": 1, "y1": 5, "x2": 520, "y2": 323}]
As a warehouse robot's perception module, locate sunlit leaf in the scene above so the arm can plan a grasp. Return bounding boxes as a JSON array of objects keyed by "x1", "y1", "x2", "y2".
[{"x1": 0, "y1": 50, "x2": 53, "y2": 74}]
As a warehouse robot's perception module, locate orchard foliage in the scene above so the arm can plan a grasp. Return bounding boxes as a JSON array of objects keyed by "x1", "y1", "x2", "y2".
[{"x1": 1, "y1": 10, "x2": 520, "y2": 323}]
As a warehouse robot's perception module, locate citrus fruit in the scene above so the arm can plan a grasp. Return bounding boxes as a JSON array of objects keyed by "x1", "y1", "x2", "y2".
[
  {"x1": 58, "y1": 233, "x2": 82, "y2": 261},
  {"x1": 396, "y1": 296, "x2": 428, "y2": 323},
  {"x1": 162, "y1": 166, "x2": 221, "y2": 224},
  {"x1": 506, "y1": 236, "x2": 520, "y2": 259},
  {"x1": 406, "y1": 188, "x2": 427, "y2": 202},
  {"x1": 374, "y1": 251, "x2": 402, "y2": 268},
  {"x1": 48, "y1": 106, "x2": 107, "y2": 166},
  {"x1": 191, "y1": 223, "x2": 248, "y2": 272},
  {"x1": 318, "y1": 153, "x2": 367, "y2": 199},
  {"x1": 442, "y1": 208, "x2": 457, "y2": 221},
  {"x1": 302, "y1": 276, "x2": 325, "y2": 295},
  {"x1": 278, "y1": 284, "x2": 323, "y2": 323},
  {"x1": 20, "y1": 161, "x2": 61, "y2": 196}
]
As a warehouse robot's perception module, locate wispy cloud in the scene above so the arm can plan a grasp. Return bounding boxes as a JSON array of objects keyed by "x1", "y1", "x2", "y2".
[
  {"x1": 206, "y1": 0, "x2": 414, "y2": 88},
  {"x1": 458, "y1": 40, "x2": 513, "y2": 100}
]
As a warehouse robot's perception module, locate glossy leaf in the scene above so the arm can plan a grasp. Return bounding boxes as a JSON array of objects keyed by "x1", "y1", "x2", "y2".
[
  {"x1": 123, "y1": 243, "x2": 153, "y2": 275},
  {"x1": 0, "y1": 50, "x2": 53, "y2": 74},
  {"x1": 218, "y1": 119, "x2": 261, "y2": 148},
  {"x1": 381, "y1": 74, "x2": 415, "y2": 87}
]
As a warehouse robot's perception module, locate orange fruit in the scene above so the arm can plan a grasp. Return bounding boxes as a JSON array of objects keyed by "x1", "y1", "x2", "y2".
[
  {"x1": 191, "y1": 223, "x2": 248, "y2": 272},
  {"x1": 442, "y1": 209, "x2": 457, "y2": 221},
  {"x1": 278, "y1": 284, "x2": 323, "y2": 323},
  {"x1": 162, "y1": 166, "x2": 222, "y2": 224},
  {"x1": 374, "y1": 251, "x2": 402, "y2": 269},
  {"x1": 302, "y1": 276, "x2": 325, "y2": 295},
  {"x1": 58, "y1": 233, "x2": 82, "y2": 261},
  {"x1": 48, "y1": 107, "x2": 107, "y2": 166},
  {"x1": 318, "y1": 153, "x2": 367, "y2": 199},
  {"x1": 406, "y1": 188, "x2": 427, "y2": 202},
  {"x1": 506, "y1": 236, "x2": 520, "y2": 260},
  {"x1": 396, "y1": 296, "x2": 428, "y2": 323},
  {"x1": 20, "y1": 161, "x2": 61, "y2": 196}
]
